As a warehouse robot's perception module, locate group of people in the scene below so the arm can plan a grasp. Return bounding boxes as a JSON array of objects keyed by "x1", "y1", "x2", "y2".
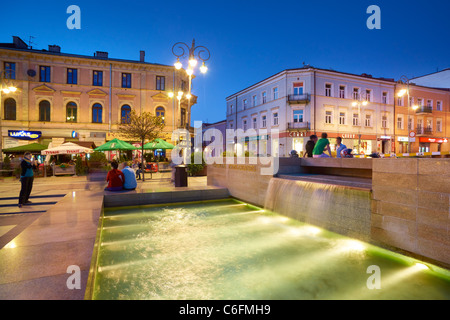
[
  {"x1": 105, "y1": 161, "x2": 138, "y2": 191},
  {"x1": 303, "y1": 133, "x2": 353, "y2": 158}
]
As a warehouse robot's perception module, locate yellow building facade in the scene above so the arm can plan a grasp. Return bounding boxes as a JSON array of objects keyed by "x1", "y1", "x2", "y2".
[{"x1": 0, "y1": 36, "x2": 194, "y2": 152}]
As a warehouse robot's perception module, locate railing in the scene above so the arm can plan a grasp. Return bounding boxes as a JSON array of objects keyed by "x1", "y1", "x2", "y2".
[
  {"x1": 287, "y1": 93, "x2": 310, "y2": 103},
  {"x1": 416, "y1": 126, "x2": 433, "y2": 135},
  {"x1": 415, "y1": 106, "x2": 433, "y2": 114},
  {"x1": 287, "y1": 121, "x2": 310, "y2": 130}
]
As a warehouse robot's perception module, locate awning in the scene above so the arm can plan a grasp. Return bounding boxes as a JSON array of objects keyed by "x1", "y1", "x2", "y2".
[
  {"x1": 3, "y1": 143, "x2": 47, "y2": 154},
  {"x1": 41, "y1": 142, "x2": 94, "y2": 155}
]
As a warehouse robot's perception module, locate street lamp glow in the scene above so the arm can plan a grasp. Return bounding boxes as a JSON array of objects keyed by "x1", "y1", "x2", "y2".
[
  {"x1": 2, "y1": 88, "x2": 10, "y2": 94},
  {"x1": 412, "y1": 105, "x2": 419, "y2": 110},
  {"x1": 186, "y1": 68, "x2": 193, "y2": 76},
  {"x1": 8, "y1": 86, "x2": 17, "y2": 92},
  {"x1": 189, "y1": 58, "x2": 198, "y2": 67},
  {"x1": 168, "y1": 91, "x2": 174, "y2": 98},
  {"x1": 200, "y1": 62, "x2": 208, "y2": 74},
  {"x1": 174, "y1": 58, "x2": 182, "y2": 70},
  {"x1": 352, "y1": 101, "x2": 357, "y2": 106},
  {"x1": 362, "y1": 101, "x2": 368, "y2": 106},
  {"x1": 186, "y1": 93, "x2": 192, "y2": 99},
  {"x1": 397, "y1": 89, "x2": 407, "y2": 97}
]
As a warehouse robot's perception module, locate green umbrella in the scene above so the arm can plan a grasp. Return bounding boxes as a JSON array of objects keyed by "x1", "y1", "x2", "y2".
[
  {"x1": 143, "y1": 138, "x2": 175, "y2": 150},
  {"x1": 94, "y1": 138, "x2": 138, "y2": 151},
  {"x1": 3, "y1": 142, "x2": 48, "y2": 153}
]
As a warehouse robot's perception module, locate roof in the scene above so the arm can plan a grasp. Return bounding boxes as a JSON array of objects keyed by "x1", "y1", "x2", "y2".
[
  {"x1": 73, "y1": 141, "x2": 97, "y2": 149},
  {"x1": 2, "y1": 143, "x2": 47, "y2": 153}
]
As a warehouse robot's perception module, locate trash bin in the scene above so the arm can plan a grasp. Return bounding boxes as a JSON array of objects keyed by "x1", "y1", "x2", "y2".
[{"x1": 174, "y1": 165, "x2": 188, "y2": 187}]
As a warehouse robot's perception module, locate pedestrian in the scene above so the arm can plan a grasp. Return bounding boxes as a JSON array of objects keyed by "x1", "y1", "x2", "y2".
[
  {"x1": 336, "y1": 137, "x2": 347, "y2": 158},
  {"x1": 122, "y1": 162, "x2": 137, "y2": 190},
  {"x1": 312, "y1": 133, "x2": 332, "y2": 158},
  {"x1": 105, "y1": 161, "x2": 125, "y2": 191},
  {"x1": 303, "y1": 134, "x2": 318, "y2": 158},
  {"x1": 133, "y1": 159, "x2": 142, "y2": 180},
  {"x1": 18, "y1": 152, "x2": 36, "y2": 207}
]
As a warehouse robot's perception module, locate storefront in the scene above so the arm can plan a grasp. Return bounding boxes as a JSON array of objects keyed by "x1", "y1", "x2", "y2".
[
  {"x1": 337, "y1": 133, "x2": 376, "y2": 156},
  {"x1": 419, "y1": 137, "x2": 449, "y2": 153},
  {"x1": 397, "y1": 136, "x2": 409, "y2": 153},
  {"x1": 377, "y1": 136, "x2": 394, "y2": 154},
  {"x1": 287, "y1": 131, "x2": 310, "y2": 156}
]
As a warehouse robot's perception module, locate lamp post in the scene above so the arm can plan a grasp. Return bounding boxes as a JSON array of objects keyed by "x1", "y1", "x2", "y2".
[
  {"x1": 0, "y1": 69, "x2": 18, "y2": 162},
  {"x1": 169, "y1": 39, "x2": 210, "y2": 129},
  {"x1": 397, "y1": 76, "x2": 419, "y2": 153},
  {"x1": 352, "y1": 92, "x2": 369, "y2": 154}
]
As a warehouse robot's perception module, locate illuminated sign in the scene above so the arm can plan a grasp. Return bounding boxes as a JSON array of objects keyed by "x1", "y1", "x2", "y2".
[
  {"x1": 342, "y1": 134, "x2": 356, "y2": 139},
  {"x1": 380, "y1": 136, "x2": 391, "y2": 140},
  {"x1": 8, "y1": 130, "x2": 42, "y2": 140},
  {"x1": 288, "y1": 131, "x2": 308, "y2": 137},
  {"x1": 419, "y1": 138, "x2": 448, "y2": 143},
  {"x1": 397, "y1": 137, "x2": 409, "y2": 142}
]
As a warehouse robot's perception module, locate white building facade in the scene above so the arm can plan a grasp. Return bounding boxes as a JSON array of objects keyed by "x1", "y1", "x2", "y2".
[{"x1": 226, "y1": 66, "x2": 396, "y2": 157}]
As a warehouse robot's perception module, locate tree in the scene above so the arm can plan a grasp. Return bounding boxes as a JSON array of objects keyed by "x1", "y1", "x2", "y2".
[{"x1": 118, "y1": 110, "x2": 165, "y2": 181}]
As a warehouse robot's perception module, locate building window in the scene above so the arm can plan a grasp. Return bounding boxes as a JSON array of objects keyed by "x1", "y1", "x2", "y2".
[
  {"x1": 339, "y1": 85, "x2": 345, "y2": 99},
  {"x1": 243, "y1": 119, "x2": 247, "y2": 131},
  {"x1": 262, "y1": 115, "x2": 267, "y2": 128},
  {"x1": 262, "y1": 92, "x2": 267, "y2": 104},
  {"x1": 4, "y1": 98, "x2": 16, "y2": 120},
  {"x1": 156, "y1": 106, "x2": 165, "y2": 123},
  {"x1": 253, "y1": 117, "x2": 257, "y2": 129},
  {"x1": 67, "y1": 68, "x2": 78, "y2": 84},
  {"x1": 382, "y1": 92, "x2": 388, "y2": 104},
  {"x1": 293, "y1": 110, "x2": 304, "y2": 123},
  {"x1": 325, "y1": 111, "x2": 332, "y2": 124},
  {"x1": 93, "y1": 70, "x2": 103, "y2": 86},
  {"x1": 417, "y1": 98, "x2": 423, "y2": 106},
  {"x1": 409, "y1": 97, "x2": 414, "y2": 106},
  {"x1": 229, "y1": 121, "x2": 233, "y2": 129},
  {"x1": 381, "y1": 115, "x2": 388, "y2": 128},
  {"x1": 437, "y1": 101, "x2": 443, "y2": 111},
  {"x1": 426, "y1": 119, "x2": 432, "y2": 131},
  {"x1": 4, "y1": 62, "x2": 16, "y2": 79},
  {"x1": 293, "y1": 82, "x2": 304, "y2": 95},
  {"x1": 273, "y1": 112, "x2": 279, "y2": 126},
  {"x1": 156, "y1": 76, "x2": 165, "y2": 91},
  {"x1": 122, "y1": 73, "x2": 132, "y2": 88},
  {"x1": 230, "y1": 104, "x2": 233, "y2": 115},
  {"x1": 365, "y1": 114, "x2": 372, "y2": 127},
  {"x1": 353, "y1": 113, "x2": 359, "y2": 126},
  {"x1": 365, "y1": 89, "x2": 371, "y2": 102},
  {"x1": 437, "y1": 120, "x2": 442, "y2": 132},
  {"x1": 273, "y1": 87, "x2": 278, "y2": 100},
  {"x1": 397, "y1": 116, "x2": 403, "y2": 130},
  {"x1": 397, "y1": 97, "x2": 403, "y2": 106},
  {"x1": 427, "y1": 100, "x2": 433, "y2": 108},
  {"x1": 92, "y1": 103, "x2": 102, "y2": 123},
  {"x1": 253, "y1": 95, "x2": 257, "y2": 107},
  {"x1": 39, "y1": 100, "x2": 51, "y2": 122},
  {"x1": 39, "y1": 66, "x2": 51, "y2": 82},
  {"x1": 66, "y1": 102, "x2": 77, "y2": 122},
  {"x1": 353, "y1": 88, "x2": 359, "y2": 100},
  {"x1": 121, "y1": 105, "x2": 131, "y2": 124},
  {"x1": 339, "y1": 112, "x2": 345, "y2": 125},
  {"x1": 325, "y1": 84, "x2": 332, "y2": 97},
  {"x1": 243, "y1": 99, "x2": 247, "y2": 110},
  {"x1": 408, "y1": 117, "x2": 413, "y2": 130},
  {"x1": 181, "y1": 80, "x2": 186, "y2": 91}
]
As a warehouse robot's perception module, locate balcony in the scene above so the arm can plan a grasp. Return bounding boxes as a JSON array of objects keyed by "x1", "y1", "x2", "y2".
[
  {"x1": 415, "y1": 106, "x2": 433, "y2": 114},
  {"x1": 416, "y1": 126, "x2": 433, "y2": 136},
  {"x1": 287, "y1": 121, "x2": 310, "y2": 130},
  {"x1": 288, "y1": 94, "x2": 310, "y2": 104}
]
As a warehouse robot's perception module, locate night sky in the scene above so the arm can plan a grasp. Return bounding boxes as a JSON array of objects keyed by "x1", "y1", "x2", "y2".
[{"x1": 1, "y1": 0, "x2": 449, "y2": 124}]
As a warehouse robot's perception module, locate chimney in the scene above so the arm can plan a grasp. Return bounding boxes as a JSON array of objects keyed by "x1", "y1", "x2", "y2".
[
  {"x1": 48, "y1": 45, "x2": 61, "y2": 53},
  {"x1": 94, "y1": 51, "x2": 109, "y2": 58},
  {"x1": 140, "y1": 50, "x2": 145, "y2": 62}
]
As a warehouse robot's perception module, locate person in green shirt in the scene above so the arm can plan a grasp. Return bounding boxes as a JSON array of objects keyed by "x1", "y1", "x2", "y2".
[{"x1": 312, "y1": 133, "x2": 332, "y2": 158}]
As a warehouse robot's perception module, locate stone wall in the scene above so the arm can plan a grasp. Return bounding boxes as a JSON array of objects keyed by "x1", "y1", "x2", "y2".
[{"x1": 371, "y1": 158, "x2": 450, "y2": 266}]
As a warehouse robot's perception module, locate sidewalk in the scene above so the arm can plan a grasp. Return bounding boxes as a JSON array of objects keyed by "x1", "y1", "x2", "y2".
[{"x1": 0, "y1": 174, "x2": 208, "y2": 300}]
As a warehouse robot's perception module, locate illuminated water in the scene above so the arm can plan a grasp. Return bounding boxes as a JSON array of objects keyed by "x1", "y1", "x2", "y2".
[{"x1": 92, "y1": 199, "x2": 450, "y2": 300}]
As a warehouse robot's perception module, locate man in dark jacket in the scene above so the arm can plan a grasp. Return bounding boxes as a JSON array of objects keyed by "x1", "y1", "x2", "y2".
[
  {"x1": 303, "y1": 135, "x2": 318, "y2": 158},
  {"x1": 18, "y1": 152, "x2": 36, "y2": 207}
]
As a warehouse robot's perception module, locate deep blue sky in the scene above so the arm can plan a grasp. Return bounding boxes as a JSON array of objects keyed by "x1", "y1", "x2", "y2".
[{"x1": 1, "y1": 0, "x2": 449, "y2": 125}]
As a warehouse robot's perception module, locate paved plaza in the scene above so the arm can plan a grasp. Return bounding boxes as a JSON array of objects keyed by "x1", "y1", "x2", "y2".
[{"x1": 0, "y1": 174, "x2": 208, "y2": 299}]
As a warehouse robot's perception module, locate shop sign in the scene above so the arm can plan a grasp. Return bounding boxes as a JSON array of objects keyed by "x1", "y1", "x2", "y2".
[
  {"x1": 397, "y1": 137, "x2": 409, "y2": 142},
  {"x1": 342, "y1": 134, "x2": 356, "y2": 139},
  {"x1": 8, "y1": 130, "x2": 42, "y2": 140},
  {"x1": 380, "y1": 136, "x2": 391, "y2": 140},
  {"x1": 419, "y1": 138, "x2": 448, "y2": 143},
  {"x1": 288, "y1": 131, "x2": 308, "y2": 137}
]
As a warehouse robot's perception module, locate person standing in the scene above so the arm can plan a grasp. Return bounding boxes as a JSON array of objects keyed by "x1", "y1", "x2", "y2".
[
  {"x1": 122, "y1": 162, "x2": 138, "y2": 190},
  {"x1": 303, "y1": 135, "x2": 318, "y2": 158},
  {"x1": 18, "y1": 152, "x2": 36, "y2": 207},
  {"x1": 336, "y1": 137, "x2": 347, "y2": 158},
  {"x1": 312, "y1": 133, "x2": 332, "y2": 158}
]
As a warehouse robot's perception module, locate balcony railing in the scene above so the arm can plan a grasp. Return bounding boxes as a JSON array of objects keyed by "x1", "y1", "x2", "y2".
[
  {"x1": 287, "y1": 121, "x2": 310, "y2": 130},
  {"x1": 415, "y1": 106, "x2": 433, "y2": 114},
  {"x1": 416, "y1": 126, "x2": 433, "y2": 135},
  {"x1": 288, "y1": 93, "x2": 310, "y2": 104}
]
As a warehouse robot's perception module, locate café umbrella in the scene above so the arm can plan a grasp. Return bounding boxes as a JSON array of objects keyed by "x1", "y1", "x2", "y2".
[
  {"x1": 143, "y1": 138, "x2": 175, "y2": 150},
  {"x1": 94, "y1": 138, "x2": 138, "y2": 151},
  {"x1": 41, "y1": 142, "x2": 94, "y2": 155}
]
